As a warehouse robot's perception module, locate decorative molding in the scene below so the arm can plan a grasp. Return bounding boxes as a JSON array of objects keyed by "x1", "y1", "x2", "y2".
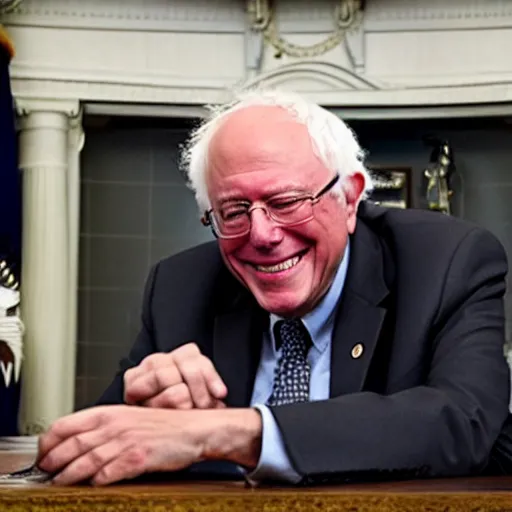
[
  {"x1": 5, "y1": 0, "x2": 512, "y2": 113},
  {"x1": 5, "y1": 0, "x2": 512, "y2": 33},
  {"x1": 244, "y1": 61, "x2": 383, "y2": 91},
  {"x1": 10, "y1": 63, "x2": 233, "y2": 91},
  {"x1": 249, "y1": 0, "x2": 361, "y2": 33},
  {"x1": 10, "y1": 76, "x2": 512, "y2": 111},
  {"x1": 366, "y1": 0, "x2": 512, "y2": 20},
  {"x1": 330, "y1": 103, "x2": 512, "y2": 121},
  {"x1": 68, "y1": 107, "x2": 84, "y2": 153},
  {"x1": 11, "y1": 78, "x2": 232, "y2": 105},
  {"x1": 365, "y1": 0, "x2": 512, "y2": 31},
  {"x1": 248, "y1": 0, "x2": 363, "y2": 59},
  {"x1": 344, "y1": 23, "x2": 365, "y2": 74},
  {"x1": 0, "y1": 0, "x2": 23, "y2": 15},
  {"x1": 1, "y1": 0, "x2": 246, "y2": 33},
  {"x1": 271, "y1": 0, "x2": 343, "y2": 22},
  {"x1": 15, "y1": 97, "x2": 80, "y2": 117},
  {"x1": 244, "y1": 29, "x2": 265, "y2": 78},
  {"x1": 84, "y1": 103, "x2": 208, "y2": 119}
]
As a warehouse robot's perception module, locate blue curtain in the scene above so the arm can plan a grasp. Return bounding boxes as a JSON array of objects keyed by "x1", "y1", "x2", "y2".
[{"x1": 0, "y1": 28, "x2": 22, "y2": 436}]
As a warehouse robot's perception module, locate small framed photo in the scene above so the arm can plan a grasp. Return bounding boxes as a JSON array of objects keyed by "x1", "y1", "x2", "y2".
[{"x1": 367, "y1": 166, "x2": 412, "y2": 209}]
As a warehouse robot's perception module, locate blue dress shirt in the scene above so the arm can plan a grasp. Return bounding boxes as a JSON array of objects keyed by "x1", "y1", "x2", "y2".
[{"x1": 248, "y1": 242, "x2": 350, "y2": 482}]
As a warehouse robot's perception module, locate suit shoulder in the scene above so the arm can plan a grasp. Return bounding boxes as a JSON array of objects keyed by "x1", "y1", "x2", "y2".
[
  {"x1": 359, "y1": 203, "x2": 507, "y2": 274},
  {"x1": 363, "y1": 203, "x2": 500, "y2": 249}
]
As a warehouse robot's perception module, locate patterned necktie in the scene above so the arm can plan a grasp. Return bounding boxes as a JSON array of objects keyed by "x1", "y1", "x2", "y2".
[{"x1": 267, "y1": 319, "x2": 311, "y2": 406}]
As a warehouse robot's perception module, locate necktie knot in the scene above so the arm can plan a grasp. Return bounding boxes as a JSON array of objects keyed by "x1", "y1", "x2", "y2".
[{"x1": 267, "y1": 319, "x2": 311, "y2": 407}]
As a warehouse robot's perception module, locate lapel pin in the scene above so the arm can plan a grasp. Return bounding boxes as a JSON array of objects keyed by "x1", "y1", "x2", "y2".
[{"x1": 351, "y1": 343, "x2": 364, "y2": 359}]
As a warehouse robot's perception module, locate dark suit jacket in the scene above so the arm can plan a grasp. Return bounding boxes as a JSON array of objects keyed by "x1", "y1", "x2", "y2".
[{"x1": 98, "y1": 202, "x2": 512, "y2": 483}]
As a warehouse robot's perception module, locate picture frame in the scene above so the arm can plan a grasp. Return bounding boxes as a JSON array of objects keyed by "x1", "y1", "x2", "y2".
[{"x1": 366, "y1": 166, "x2": 412, "y2": 209}]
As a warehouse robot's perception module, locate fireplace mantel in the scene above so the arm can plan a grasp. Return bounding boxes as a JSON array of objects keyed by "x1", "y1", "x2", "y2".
[{"x1": 2, "y1": 0, "x2": 512, "y2": 114}]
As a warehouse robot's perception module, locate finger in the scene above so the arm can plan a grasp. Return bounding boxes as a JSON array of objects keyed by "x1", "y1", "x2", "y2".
[
  {"x1": 143, "y1": 383, "x2": 194, "y2": 410},
  {"x1": 124, "y1": 345, "x2": 202, "y2": 404},
  {"x1": 39, "y1": 424, "x2": 117, "y2": 474},
  {"x1": 123, "y1": 366, "x2": 145, "y2": 402},
  {"x1": 124, "y1": 353, "x2": 176, "y2": 403},
  {"x1": 125, "y1": 365, "x2": 182, "y2": 404},
  {"x1": 178, "y1": 358, "x2": 217, "y2": 408},
  {"x1": 171, "y1": 342, "x2": 202, "y2": 359},
  {"x1": 197, "y1": 358, "x2": 228, "y2": 400},
  {"x1": 52, "y1": 437, "x2": 126, "y2": 486},
  {"x1": 38, "y1": 407, "x2": 108, "y2": 461},
  {"x1": 180, "y1": 357, "x2": 227, "y2": 407},
  {"x1": 92, "y1": 445, "x2": 151, "y2": 486}
]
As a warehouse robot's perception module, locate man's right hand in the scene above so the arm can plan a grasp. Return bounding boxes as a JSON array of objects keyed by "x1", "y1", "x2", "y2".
[{"x1": 123, "y1": 343, "x2": 227, "y2": 409}]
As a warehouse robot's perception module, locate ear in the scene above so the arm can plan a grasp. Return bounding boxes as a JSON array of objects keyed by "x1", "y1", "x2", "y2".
[{"x1": 344, "y1": 172, "x2": 365, "y2": 234}]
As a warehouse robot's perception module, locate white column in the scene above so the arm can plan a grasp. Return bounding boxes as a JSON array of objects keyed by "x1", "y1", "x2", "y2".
[
  {"x1": 64, "y1": 111, "x2": 85, "y2": 416},
  {"x1": 16, "y1": 99, "x2": 80, "y2": 434}
]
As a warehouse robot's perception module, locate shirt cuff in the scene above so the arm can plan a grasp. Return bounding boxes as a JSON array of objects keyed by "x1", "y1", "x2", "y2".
[{"x1": 246, "y1": 404, "x2": 301, "y2": 483}]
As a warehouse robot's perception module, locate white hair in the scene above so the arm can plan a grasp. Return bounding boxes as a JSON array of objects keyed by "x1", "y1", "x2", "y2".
[{"x1": 180, "y1": 89, "x2": 373, "y2": 211}]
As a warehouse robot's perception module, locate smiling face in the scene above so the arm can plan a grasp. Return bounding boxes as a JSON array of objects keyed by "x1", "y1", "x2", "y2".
[{"x1": 206, "y1": 106, "x2": 364, "y2": 318}]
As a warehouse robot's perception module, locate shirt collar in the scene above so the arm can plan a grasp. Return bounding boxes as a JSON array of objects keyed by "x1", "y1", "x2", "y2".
[{"x1": 269, "y1": 240, "x2": 350, "y2": 352}]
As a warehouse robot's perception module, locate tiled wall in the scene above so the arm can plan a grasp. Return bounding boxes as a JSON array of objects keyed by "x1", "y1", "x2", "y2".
[
  {"x1": 76, "y1": 122, "x2": 214, "y2": 409},
  {"x1": 76, "y1": 116, "x2": 512, "y2": 410}
]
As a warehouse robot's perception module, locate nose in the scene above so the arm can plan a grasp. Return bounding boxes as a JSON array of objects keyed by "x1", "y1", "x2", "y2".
[{"x1": 249, "y1": 208, "x2": 283, "y2": 248}]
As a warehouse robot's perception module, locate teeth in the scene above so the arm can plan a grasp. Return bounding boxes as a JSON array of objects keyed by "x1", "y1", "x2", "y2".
[{"x1": 256, "y1": 256, "x2": 300, "y2": 273}]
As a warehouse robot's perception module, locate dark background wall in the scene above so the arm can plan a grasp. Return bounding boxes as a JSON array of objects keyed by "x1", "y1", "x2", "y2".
[{"x1": 76, "y1": 115, "x2": 512, "y2": 410}]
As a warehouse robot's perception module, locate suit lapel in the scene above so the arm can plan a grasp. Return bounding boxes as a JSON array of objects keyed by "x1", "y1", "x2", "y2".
[
  {"x1": 213, "y1": 289, "x2": 266, "y2": 407},
  {"x1": 330, "y1": 217, "x2": 392, "y2": 397}
]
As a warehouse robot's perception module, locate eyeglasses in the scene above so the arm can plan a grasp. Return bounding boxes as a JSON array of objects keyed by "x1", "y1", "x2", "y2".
[{"x1": 201, "y1": 174, "x2": 340, "y2": 239}]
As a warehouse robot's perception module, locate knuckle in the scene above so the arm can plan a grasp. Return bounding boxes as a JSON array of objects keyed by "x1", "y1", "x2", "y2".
[
  {"x1": 140, "y1": 352, "x2": 167, "y2": 370},
  {"x1": 74, "y1": 433, "x2": 93, "y2": 453},
  {"x1": 96, "y1": 465, "x2": 112, "y2": 484},
  {"x1": 155, "y1": 366, "x2": 180, "y2": 387},
  {"x1": 181, "y1": 361, "x2": 202, "y2": 381},
  {"x1": 201, "y1": 356, "x2": 216, "y2": 372},
  {"x1": 61, "y1": 459, "x2": 93, "y2": 484},
  {"x1": 103, "y1": 424, "x2": 119, "y2": 440},
  {"x1": 89, "y1": 447, "x2": 107, "y2": 467},
  {"x1": 124, "y1": 367, "x2": 135, "y2": 380},
  {"x1": 123, "y1": 445, "x2": 149, "y2": 469},
  {"x1": 165, "y1": 384, "x2": 191, "y2": 404},
  {"x1": 177, "y1": 342, "x2": 201, "y2": 358}
]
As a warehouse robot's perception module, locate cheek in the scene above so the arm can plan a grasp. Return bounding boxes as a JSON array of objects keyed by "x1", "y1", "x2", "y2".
[
  {"x1": 218, "y1": 239, "x2": 246, "y2": 271},
  {"x1": 311, "y1": 209, "x2": 349, "y2": 268}
]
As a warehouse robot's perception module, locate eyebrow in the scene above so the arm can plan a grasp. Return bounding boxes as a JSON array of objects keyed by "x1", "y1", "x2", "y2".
[{"x1": 217, "y1": 182, "x2": 308, "y2": 205}]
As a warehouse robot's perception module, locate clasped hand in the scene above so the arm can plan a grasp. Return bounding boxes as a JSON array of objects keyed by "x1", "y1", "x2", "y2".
[{"x1": 123, "y1": 342, "x2": 228, "y2": 409}]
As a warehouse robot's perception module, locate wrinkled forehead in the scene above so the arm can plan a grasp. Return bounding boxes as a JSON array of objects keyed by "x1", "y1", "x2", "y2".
[{"x1": 207, "y1": 105, "x2": 316, "y2": 173}]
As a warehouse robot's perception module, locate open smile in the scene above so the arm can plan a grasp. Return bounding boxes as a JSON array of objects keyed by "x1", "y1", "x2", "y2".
[{"x1": 249, "y1": 250, "x2": 308, "y2": 275}]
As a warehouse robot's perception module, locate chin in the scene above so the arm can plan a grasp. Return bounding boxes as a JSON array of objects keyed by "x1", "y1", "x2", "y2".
[{"x1": 253, "y1": 291, "x2": 309, "y2": 318}]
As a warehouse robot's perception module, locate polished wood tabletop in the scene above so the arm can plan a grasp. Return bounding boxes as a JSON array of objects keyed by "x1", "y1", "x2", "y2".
[{"x1": 1, "y1": 452, "x2": 512, "y2": 511}]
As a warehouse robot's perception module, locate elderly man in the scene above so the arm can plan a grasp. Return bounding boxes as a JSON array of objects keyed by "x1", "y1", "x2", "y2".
[{"x1": 37, "y1": 90, "x2": 511, "y2": 486}]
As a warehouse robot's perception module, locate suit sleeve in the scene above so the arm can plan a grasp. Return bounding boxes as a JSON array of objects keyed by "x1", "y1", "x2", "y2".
[
  {"x1": 271, "y1": 228, "x2": 511, "y2": 483},
  {"x1": 95, "y1": 263, "x2": 160, "y2": 405}
]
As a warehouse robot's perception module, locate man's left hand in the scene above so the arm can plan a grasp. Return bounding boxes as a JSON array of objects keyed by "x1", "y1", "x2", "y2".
[
  {"x1": 37, "y1": 405, "x2": 263, "y2": 486},
  {"x1": 37, "y1": 405, "x2": 204, "y2": 486}
]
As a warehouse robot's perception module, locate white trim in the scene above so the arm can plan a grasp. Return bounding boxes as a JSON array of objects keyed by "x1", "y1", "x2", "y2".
[
  {"x1": 84, "y1": 102, "x2": 208, "y2": 119},
  {"x1": 83, "y1": 101, "x2": 512, "y2": 122},
  {"x1": 331, "y1": 103, "x2": 512, "y2": 120}
]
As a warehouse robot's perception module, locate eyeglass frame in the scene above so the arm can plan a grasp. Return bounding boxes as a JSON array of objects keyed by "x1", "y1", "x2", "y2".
[{"x1": 201, "y1": 173, "x2": 340, "y2": 239}]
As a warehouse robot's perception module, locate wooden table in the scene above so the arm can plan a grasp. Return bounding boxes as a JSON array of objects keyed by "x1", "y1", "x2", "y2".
[{"x1": 1, "y1": 452, "x2": 512, "y2": 512}]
